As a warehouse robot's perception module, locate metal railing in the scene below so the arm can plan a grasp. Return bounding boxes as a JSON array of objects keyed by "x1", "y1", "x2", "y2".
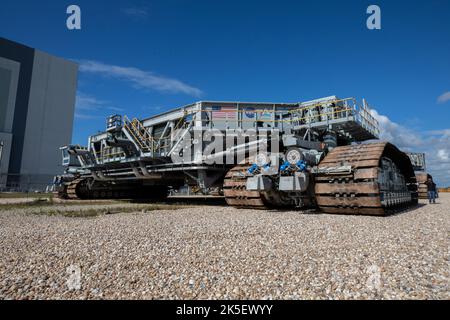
[
  {"x1": 290, "y1": 97, "x2": 379, "y2": 137},
  {"x1": 123, "y1": 115, "x2": 154, "y2": 153},
  {"x1": 93, "y1": 149, "x2": 126, "y2": 164},
  {"x1": 197, "y1": 97, "x2": 379, "y2": 137}
]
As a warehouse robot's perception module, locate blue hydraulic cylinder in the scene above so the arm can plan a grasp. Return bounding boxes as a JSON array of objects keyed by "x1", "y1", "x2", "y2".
[
  {"x1": 280, "y1": 161, "x2": 291, "y2": 173},
  {"x1": 247, "y1": 163, "x2": 259, "y2": 175},
  {"x1": 296, "y1": 160, "x2": 307, "y2": 172}
]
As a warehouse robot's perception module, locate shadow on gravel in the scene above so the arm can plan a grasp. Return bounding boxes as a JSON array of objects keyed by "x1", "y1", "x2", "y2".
[
  {"x1": 387, "y1": 203, "x2": 426, "y2": 217},
  {"x1": 127, "y1": 196, "x2": 228, "y2": 207},
  {"x1": 268, "y1": 203, "x2": 427, "y2": 217}
]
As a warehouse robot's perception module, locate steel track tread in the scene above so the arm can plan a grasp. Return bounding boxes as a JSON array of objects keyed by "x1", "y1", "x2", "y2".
[
  {"x1": 223, "y1": 163, "x2": 268, "y2": 209},
  {"x1": 316, "y1": 142, "x2": 418, "y2": 215},
  {"x1": 315, "y1": 142, "x2": 387, "y2": 216},
  {"x1": 65, "y1": 178, "x2": 83, "y2": 200},
  {"x1": 416, "y1": 173, "x2": 430, "y2": 199}
]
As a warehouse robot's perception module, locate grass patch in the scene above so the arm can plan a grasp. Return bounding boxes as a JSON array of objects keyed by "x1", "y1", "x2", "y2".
[
  {"x1": 0, "y1": 192, "x2": 54, "y2": 199},
  {"x1": 40, "y1": 208, "x2": 104, "y2": 218},
  {"x1": 0, "y1": 195, "x2": 192, "y2": 216},
  {"x1": 0, "y1": 198, "x2": 126, "y2": 211},
  {"x1": 30, "y1": 204, "x2": 190, "y2": 218},
  {"x1": 0, "y1": 197, "x2": 54, "y2": 210}
]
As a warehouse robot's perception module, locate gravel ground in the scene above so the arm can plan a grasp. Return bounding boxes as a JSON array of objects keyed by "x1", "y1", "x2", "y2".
[{"x1": 0, "y1": 194, "x2": 449, "y2": 300}]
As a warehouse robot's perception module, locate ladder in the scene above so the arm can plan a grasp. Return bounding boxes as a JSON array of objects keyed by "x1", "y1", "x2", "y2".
[{"x1": 123, "y1": 115, "x2": 154, "y2": 154}]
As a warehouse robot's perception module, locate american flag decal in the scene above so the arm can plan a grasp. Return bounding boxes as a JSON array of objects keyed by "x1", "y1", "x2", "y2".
[{"x1": 209, "y1": 106, "x2": 237, "y2": 120}]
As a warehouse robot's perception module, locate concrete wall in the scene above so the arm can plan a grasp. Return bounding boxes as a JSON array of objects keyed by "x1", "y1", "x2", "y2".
[{"x1": 20, "y1": 50, "x2": 78, "y2": 190}]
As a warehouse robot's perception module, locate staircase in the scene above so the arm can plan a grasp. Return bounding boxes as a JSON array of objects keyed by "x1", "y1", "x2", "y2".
[{"x1": 122, "y1": 115, "x2": 154, "y2": 154}]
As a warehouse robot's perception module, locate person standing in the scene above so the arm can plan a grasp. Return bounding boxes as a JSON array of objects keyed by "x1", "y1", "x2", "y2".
[{"x1": 425, "y1": 177, "x2": 437, "y2": 204}]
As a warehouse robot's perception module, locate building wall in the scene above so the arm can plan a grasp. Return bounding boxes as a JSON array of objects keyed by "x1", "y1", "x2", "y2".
[
  {"x1": 0, "y1": 38, "x2": 35, "y2": 181},
  {"x1": 0, "y1": 133, "x2": 12, "y2": 188},
  {"x1": 0, "y1": 66, "x2": 12, "y2": 131},
  {"x1": 0, "y1": 38, "x2": 78, "y2": 191},
  {"x1": 0, "y1": 56, "x2": 20, "y2": 189},
  {"x1": 20, "y1": 50, "x2": 78, "y2": 189}
]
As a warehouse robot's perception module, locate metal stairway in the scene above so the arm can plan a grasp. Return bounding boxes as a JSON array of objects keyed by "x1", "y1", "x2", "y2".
[{"x1": 122, "y1": 115, "x2": 154, "y2": 155}]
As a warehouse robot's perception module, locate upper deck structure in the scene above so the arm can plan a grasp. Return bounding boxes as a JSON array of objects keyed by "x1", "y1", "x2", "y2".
[{"x1": 81, "y1": 96, "x2": 379, "y2": 168}]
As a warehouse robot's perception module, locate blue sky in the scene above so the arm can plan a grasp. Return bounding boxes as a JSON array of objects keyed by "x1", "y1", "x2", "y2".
[{"x1": 1, "y1": 0, "x2": 450, "y2": 185}]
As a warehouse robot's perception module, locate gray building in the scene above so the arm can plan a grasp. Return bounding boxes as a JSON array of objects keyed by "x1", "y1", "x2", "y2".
[{"x1": 0, "y1": 38, "x2": 78, "y2": 191}]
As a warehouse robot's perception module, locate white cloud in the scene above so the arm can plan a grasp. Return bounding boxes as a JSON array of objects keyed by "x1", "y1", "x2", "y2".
[
  {"x1": 428, "y1": 129, "x2": 450, "y2": 136},
  {"x1": 74, "y1": 113, "x2": 102, "y2": 120},
  {"x1": 75, "y1": 92, "x2": 124, "y2": 119},
  {"x1": 370, "y1": 109, "x2": 450, "y2": 187},
  {"x1": 437, "y1": 149, "x2": 449, "y2": 161},
  {"x1": 437, "y1": 91, "x2": 450, "y2": 104},
  {"x1": 370, "y1": 109, "x2": 422, "y2": 150},
  {"x1": 76, "y1": 93, "x2": 106, "y2": 110},
  {"x1": 79, "y1": 60, "x2": 203, "y2": 97}
]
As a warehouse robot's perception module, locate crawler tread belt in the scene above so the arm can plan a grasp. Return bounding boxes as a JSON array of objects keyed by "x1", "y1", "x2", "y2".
[
  {"x1": 315, "y1": 142, "x2": 416, "y2": 216},
  {"x1": 415, "y1": 172, "x2": 430, "y2": 199},
  {"x1": 65, "y1": 178, "x2": 83, "y2": 200},
  {"x1": 53, "y1": 190, "x2": 66, "y2": 199},
  {"x1": 223, "y1": 163, "x2": 268, "y2": 209}
]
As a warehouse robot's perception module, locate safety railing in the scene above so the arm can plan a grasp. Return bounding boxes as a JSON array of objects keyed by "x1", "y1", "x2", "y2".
[
  {"x1": 93, "y1": 149, "x2": 126, "y2": 164},
  {"x1": 123, "y1": 115, "x2": 154, "y2": 153},
  {"x1": 282, "y1": 97, "x2": 379, "y2": 137},
  {"x1": 198, "y1": 97, "x2": 379, "y2": 138}
]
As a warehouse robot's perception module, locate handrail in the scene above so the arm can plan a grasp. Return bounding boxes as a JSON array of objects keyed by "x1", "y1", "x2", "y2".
[
  {"x1": 291, "y1": 108, "x2": 353, "y2": 123},
  {"x1": 131, "y1": 118, "x2": 152, "y2": 139},
  {"x1": 200, "y1": 98, "x2": 379, "y2": 133},
  {"x1": 288, "y1": 97, "x2": 355, "y2": 114},
  {"x1": 130, "y1": 118, "x2": 153, "y2": 143},
  {"x1": 91, "y1": 148, "x2": 126, "y2": 164},
  {"x1": 123, "y1": 115, "x2": 153, "y2": 152},
  {"x1": 126, "y1": 122, "x2": 146, "y2": 150}
]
